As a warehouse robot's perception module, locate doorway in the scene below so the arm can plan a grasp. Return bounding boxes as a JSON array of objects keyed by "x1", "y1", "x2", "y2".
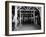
[{"x1": 20, "y1": 11, "x2": 34, "y2": 25}]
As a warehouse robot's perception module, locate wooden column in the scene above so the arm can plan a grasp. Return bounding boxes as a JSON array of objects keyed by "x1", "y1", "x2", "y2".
[
  {"x1": 20, "y1": 10, "x2": 22, "y2": 27},
  {"x1": 33, "y1": 10, "x2": 35, "y2": 24},
  {"x1": 14, "y1": 6, "x2": 18, "y2": 29},
  {"x1": 20, "y1": 10, "x2": 21, "y2": 25}
]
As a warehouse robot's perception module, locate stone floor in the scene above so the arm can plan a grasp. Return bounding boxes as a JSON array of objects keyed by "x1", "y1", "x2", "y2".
[{"x1": 14, "y1": 24, "x2": 41, "y2": 31}]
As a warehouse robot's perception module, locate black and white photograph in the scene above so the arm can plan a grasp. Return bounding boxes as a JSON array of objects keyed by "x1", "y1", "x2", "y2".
[
  {"x1": 5, "y1": 1, "x2": 45, "y2": 35},
  {"x1": 12, "y1": 6, "x2": 41, "y2": 31}
]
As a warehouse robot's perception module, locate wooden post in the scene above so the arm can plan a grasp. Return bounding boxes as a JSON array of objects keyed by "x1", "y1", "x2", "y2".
[
  {"x1": 14, "y1": 6, "x2": 18, "y2": 30},
  {"x1": 19, "y1": 10, "x2": 22, "y2": 27},
  {"x1": 33, "y1": 10, "x2": 35, "y2": 24}
]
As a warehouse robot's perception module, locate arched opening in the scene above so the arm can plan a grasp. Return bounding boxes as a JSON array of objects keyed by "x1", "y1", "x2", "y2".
[{"x1": 17, "y1": 6, "x2": 41, "y2": 26}]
